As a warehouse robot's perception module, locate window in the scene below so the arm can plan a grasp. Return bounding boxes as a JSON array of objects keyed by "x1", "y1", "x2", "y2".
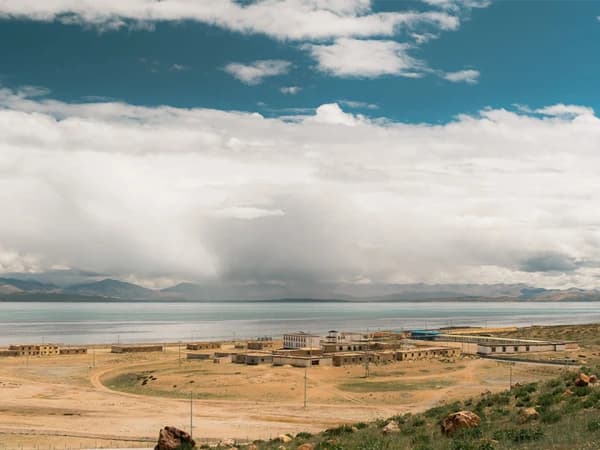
[{"x1": 502, "y1": 346, "x2": 506, "y2": 352}]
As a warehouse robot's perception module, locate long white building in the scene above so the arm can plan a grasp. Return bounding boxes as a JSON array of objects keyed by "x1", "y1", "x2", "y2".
[{"x1": 283, "y1": 331, "x2": 321, "y2": 349}]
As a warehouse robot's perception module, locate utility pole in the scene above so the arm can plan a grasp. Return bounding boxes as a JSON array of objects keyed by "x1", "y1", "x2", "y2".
[
  {"x1": 92, "y1": 347, "x2": 96, "y2": 369},
  {"x1": 365, "y1": 329, "x2": 370, "y2": 378},
  {"x1": 178, "y1": 341, "x2": 181, "y2": 366},
  {"x1": 303, "y1": 366, "x2": 308, "y2": 409},
  {"x1": 190, "y1": 392, "x2": 193, "y2": 439}
]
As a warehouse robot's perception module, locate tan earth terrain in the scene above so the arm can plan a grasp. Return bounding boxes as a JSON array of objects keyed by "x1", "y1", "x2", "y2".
[{"x1": 0, "y1": 324, "x2": 596, "y2": 449}]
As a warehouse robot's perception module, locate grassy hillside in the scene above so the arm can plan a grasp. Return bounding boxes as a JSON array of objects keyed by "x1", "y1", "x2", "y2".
[{"x1": 226, "y1": 365, "x2": 600, "y2": 450}]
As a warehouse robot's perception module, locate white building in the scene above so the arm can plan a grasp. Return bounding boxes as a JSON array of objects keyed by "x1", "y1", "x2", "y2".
[{"x1": 283, "y1": 332, "x2": 321, "y2": 349}]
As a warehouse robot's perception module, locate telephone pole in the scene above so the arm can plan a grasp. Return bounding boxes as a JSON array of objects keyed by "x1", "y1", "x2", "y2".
[
  {"x1": 365, "y1": 328, "x2": 370, "y2": 378},
  {"x1": 303, "y1": 366, "x2": 308, "y2": 408},
  {"x1": 190, "y1": 391, "x2": 193, "y2": 439}
]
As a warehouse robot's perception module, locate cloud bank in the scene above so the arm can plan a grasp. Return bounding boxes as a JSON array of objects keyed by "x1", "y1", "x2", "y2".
[
  {"x1": 0, "y1": 0, "x2": 459, "y2": 40},
  {"x1": 1, "y1": 86, "x2": 599, "y2": 289}
]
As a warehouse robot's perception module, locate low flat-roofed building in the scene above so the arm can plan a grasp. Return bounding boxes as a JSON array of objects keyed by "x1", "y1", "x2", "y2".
[
  {"x1": 322, "y1": 341, "x2": 370, "y2": 353},
  {"x1": 59, "y1": 347, "x2": 88, "y2": 355},
  {"x1": 0, "y1": 349, "x2": 19, "y2": 357},
  {"x1": 111, "y1": 344, "x2": 163, "y2": 353},
  {"x1": 232, "y1": 352, "x2": 273, "y2": 365},
  {"x1": 272, "y1": 355, "x2": 332, "y2": 368},
  {"x1": 274, "y1": 347, "x2": 322, "y2": 357},
  {"x1": 187, "y1": 352, "x2": 212, "y2": 360},
  {"x1": 394, "y1": 347, "x2": 460, "y2": 361},
  {"x1": 186, "y1": 342, "x2": 221, "y2": 351},
  {"x1": 431, "y1": 334, "x2": 576, "y2": 355},
  {"x1": 247, "y1": 341, "x2": 275, "y2": 350},
  {"x1": 283, "y1": 332, "x2": 321, "y2": 349}
]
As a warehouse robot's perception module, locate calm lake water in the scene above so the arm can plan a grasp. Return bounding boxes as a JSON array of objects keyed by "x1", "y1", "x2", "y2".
[{"x1": 0, "y1": 301, "x2": 599, "y2": 345}]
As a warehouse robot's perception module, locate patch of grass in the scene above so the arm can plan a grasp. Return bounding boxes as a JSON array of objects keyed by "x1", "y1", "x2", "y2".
[{"x1": 338, "y1": 379, "x2": 454, "y2": 393}]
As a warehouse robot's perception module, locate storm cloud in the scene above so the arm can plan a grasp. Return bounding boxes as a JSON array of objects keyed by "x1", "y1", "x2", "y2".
[{"x1": 1, "y1": 86, "x2": 600, "y2": 289}]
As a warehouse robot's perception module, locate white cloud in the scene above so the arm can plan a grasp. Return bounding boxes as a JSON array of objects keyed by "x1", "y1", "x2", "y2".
[
  {"x1": 339, "y1": 100, "x2": 379, "y2": 110},
  {"x1": 280, "y1": 86, "x2": 302, "y2": 95},
  {"x1": 0, "y1": 0, "x2": 460, "y2": 40},
  {"x1": 307, "y1": 38, "x2": 425, "y2": 78},
  {"x1": 422, "y1": 0, "x2": 491, "y2": 10},
  {"x1": 224, "y1": 60, "x2": 291, "y2": 85},
  {"x1": 443, "y1": 69, "x2": 480, "y2": 84},
  {"x1": 307, "y1": 103, "x2": 365, "y2": 126},
  {"x1": 535, "y1": 104, "x2": 594, "y2": 118},
  {"x1": 2, "y1": 86, "x2": 600, "y2": 288}
]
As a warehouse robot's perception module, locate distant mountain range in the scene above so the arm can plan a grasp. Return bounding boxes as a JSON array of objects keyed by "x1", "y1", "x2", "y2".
[{"x1": 1, "y1": 275, "x2": 600, "y2": 302}]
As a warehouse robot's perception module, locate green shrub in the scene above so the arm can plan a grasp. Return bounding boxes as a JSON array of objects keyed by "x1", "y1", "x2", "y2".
[
  {"x1": 540, "y1": 408, "x2": 561, "y2": 424},
  {"x1": 296, "y1": 431, "x2": 313, "y2": 439},
  {"x1": 324, "y1": 424, "x2": 354, "y2": 436},
  {"x1": 493, "y1": 427, "x2": 544, "y2": 443},
  {"x1": 588, "y1": 419, "x2": 600, "y2": 432}
]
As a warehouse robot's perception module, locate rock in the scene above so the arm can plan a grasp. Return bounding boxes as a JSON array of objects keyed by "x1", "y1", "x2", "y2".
[
  {"x1": 351, "y1": 426, "x2": 359, "y2": 433},
  {"x1": 218, "y1": 438, "x2": 235, "y2": 447},
  {"x1": 575, "y1": 372, "x2": 590, "y2": 387},
  {"x1": 277, "y1": 446, "x2": 287, "y2": 450},
  {"x1": 519, "y1": 407, "x2": 539, "y2": 423},
  {"x1": 278, "y1": 434, "x2": 293, "y2": 443},
  {"x1": 441, "y1": 411, "x2": 481, "y2": 435},
  {"x1": 248, "y1": 445, "x2": 258, "y2": 450},
  {"x1": 590, "y1": 375, "x2": 598, "y2": 384},
  {"x1": 563, "y1": 388, "x2": 574, "y2": 396},
  {"x1": 154, "y1": 426, "x2": 195, "y2": 450},
  {"x1": 382, "y1": 421, "x2": 400, "y2": 434},
  {"x1": 297, "y1": 444, "x2": 314, "y2": 450}
]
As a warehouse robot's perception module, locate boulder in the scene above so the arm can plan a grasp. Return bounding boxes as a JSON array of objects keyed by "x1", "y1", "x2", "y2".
[
  {"x1": 297, "y1": 444, "x2": 314, "y2": 450},
  {"x1": 248, "y1": 445, "x2": 258, "y2": 450},
  {"x1": 154, "y1": 426, "x2": 195, "y2": 450},
  {"x1": 278, "y1": 434, "x2": 293, "y2": 443},
  {"x1": 382, "y1": 421, "x2": 400, "y2": 434},
  {"x1": 575, "y1": 372, "x2": 590, "y2": 387},
  {"x1": 441, "y1": 411, "x2": 481, "y2": 435},
  {"x1": 563, "y1": 388, "x2": 574, "y2": 396},
  {"x1": 277, "y1": 446, "x2": 287, "y2": 450},
  {"x1": 519, "y1": 407, "x2": 539, "y2": 423},
  {"x1": 590, "y1": 375, "x2": 598, "y2": 384},
  {"x1": 218, "y1": 438, "x2": 235, "y2": 448}
]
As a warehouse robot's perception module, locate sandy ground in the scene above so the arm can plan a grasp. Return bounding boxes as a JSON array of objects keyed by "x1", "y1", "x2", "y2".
[{"x1": 0, "y1": 341, "x2": 589, "y2": 449}]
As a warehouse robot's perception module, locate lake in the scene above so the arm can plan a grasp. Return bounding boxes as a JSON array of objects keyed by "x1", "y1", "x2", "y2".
[{"x1": 0, "y1": 301, "x2": 599, "y2": 345}]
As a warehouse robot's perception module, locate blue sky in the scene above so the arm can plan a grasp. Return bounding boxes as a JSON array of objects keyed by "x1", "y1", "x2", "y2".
[
  {"x1": 1, "y1": 1, "x2": 599, "y2": 123},
  {"x1": 2, "y1": 0, "x2": 600, "y2": 290}
]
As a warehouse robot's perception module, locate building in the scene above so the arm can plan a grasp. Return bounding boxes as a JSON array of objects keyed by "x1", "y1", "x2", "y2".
[
  {"x1": 186, "y1": 342, "x2": 221, "y2": 351},
  {"x1": 272, "y1": 355, "x2": 332, "y2": 368},
  {"x1": 427, "y1": 334, "x2": 577, "y2": 355},
  {"x1": 111, "y1": 344, "x2": 163, "y2": 353},
  {"x1": 247, "y1": 341, "x2": 275, "y2": 350},
  {"x1": 322, "y1": 341, "x2": 370, "y2": 353},
  {"x1": 231, "y1": 352, "x2": 273, "y2": 365},
  {"x1": 394, "y1": 347, "x2": 460, "y2": 361},
  {"x1": 8, "y1": 344, "x2": 60, "y2": 356},
  {"x1": 187, "y1": 352, "x2": 212, "y2": 360},
  {"x1": 273, "y1": 348, "x2": 323, "y2": 357},
  {"x1": 59, "y1": 347, "x2": 88, "y2": 355},
  {"x1": 283, "y1": 332, "x2": 321, "y2": 349}
]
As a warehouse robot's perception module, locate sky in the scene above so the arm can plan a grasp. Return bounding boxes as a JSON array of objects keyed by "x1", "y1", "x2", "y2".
[{"x1": 1, "y1": 0, "x2": 600, "y2": 290}]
